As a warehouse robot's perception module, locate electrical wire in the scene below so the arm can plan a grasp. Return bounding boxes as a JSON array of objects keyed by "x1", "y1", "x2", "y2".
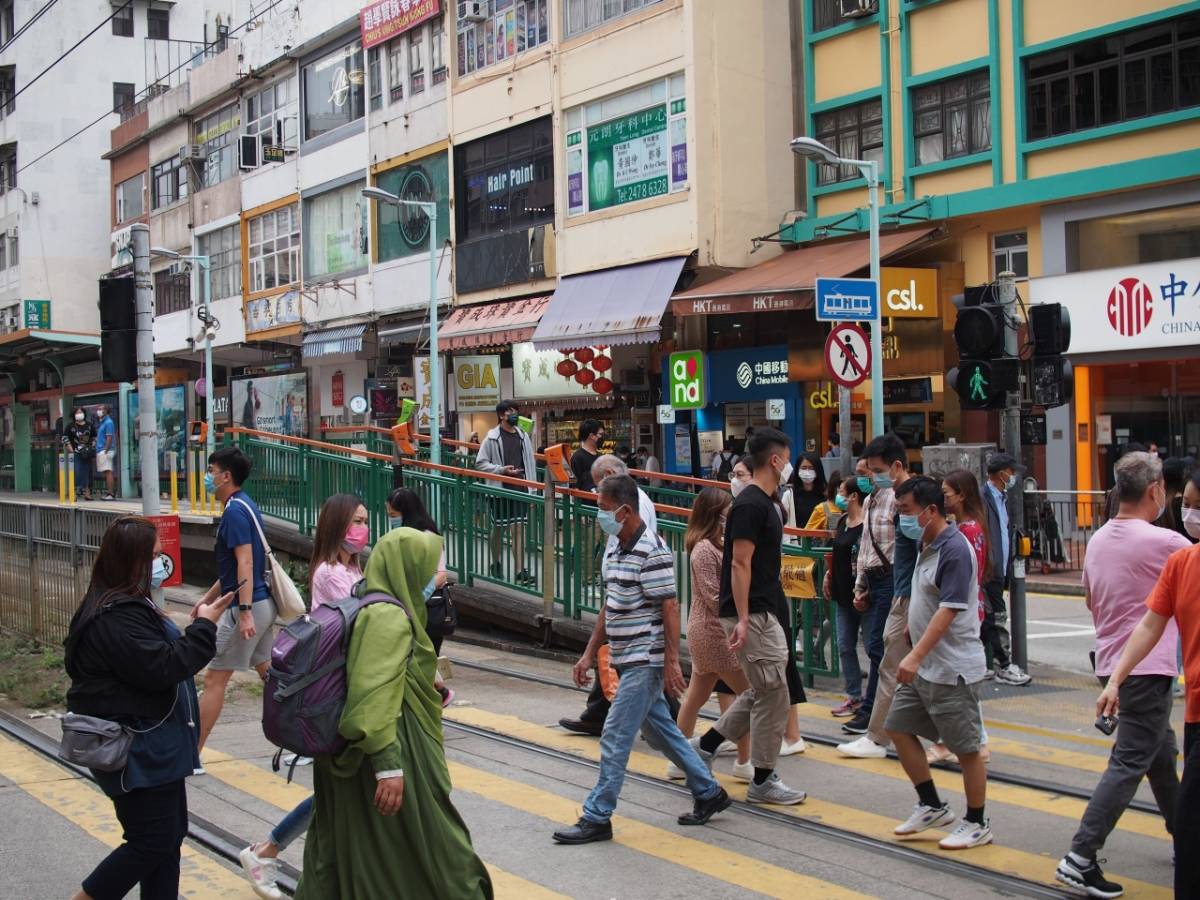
[{"x1": 0, "y1": 0, "x2": 59, "y2": 54}]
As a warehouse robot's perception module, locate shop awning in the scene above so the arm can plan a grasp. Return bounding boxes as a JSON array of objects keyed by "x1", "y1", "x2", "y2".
[
  {"x1": 532, "y1": 257, "x2": 687, "y2": 351},
  {"x1": 671, "y1": 228, "x2": 937, "y2": 316},
  {"x1": 377, "y1": 323, "x2": 426, "y2": 346},
  {"x1": 438, "y1": 296, "x2": 550, "y2": 350},
  {"x1": 302, "y1": 323, "x2": 367, "y2": 359}
]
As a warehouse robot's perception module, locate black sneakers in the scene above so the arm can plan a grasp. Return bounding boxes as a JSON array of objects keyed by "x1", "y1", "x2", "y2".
[
  {"x1": 1055, "y1": 855, "x2": 1124, "y2": 898},
  {"x1": 553, "y1": 817, "x2": 613, "y2": 845},
  {"x1": 841, "y1": 711, "x2": 870, "y2": 735}
]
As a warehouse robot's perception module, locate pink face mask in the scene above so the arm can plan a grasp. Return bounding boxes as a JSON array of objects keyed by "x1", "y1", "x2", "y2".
[{"x1": 343, "y1": 523, "x2": 370, "y2": 553}]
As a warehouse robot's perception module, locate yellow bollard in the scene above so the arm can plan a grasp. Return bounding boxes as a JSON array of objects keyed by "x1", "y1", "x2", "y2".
[
  {"x1": 187, "y1": 456, "x2": 196, "y2": 513},
  {"x1": 169, "y1": 452, "x2": 179, "y2": 514},
  {"x1": 67, "y1": 452, "x2": 76, "y2": 505},
  {"x1": 57, "y1": 449, "x2": 66, "y2": 503}
]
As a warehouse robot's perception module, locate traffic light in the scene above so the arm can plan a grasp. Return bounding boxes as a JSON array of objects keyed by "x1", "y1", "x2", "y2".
[
  {"x1": 98, "y1": 277, "x2": 136, "y2": 383},
  {"x1": 1029, "y1": 302, "x2": 1073, "y2": 407},
  {"x1": 948, "y1": 285, "x2": 1017, "y2": 410}
]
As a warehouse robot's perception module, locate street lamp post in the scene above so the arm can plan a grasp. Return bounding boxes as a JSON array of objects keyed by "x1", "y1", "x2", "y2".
[
  {"x1": 790, "y1": 137, "x2": 885, "y2": 439},
  {"x1": 362, "y1": 186, "x2": 441, "y2": 464}
]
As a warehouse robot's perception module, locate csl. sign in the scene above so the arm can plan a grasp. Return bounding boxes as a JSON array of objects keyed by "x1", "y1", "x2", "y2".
[
  {"x1": 668, "y1": 350, "x2": 705, "y2": 409},
  {"x1": 881, "y1": 267, "x2": 939, "y2": 319}
]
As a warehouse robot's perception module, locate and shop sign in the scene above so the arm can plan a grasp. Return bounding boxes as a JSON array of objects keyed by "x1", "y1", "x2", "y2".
[
  {"x1": 1031, "y1": 257, "x2": 1200, "y2": 355},
  {"x1": 668, "y1": 350, "x2": 705, "y2": 410},
  {"x1": 454, "y1": 354, "x2": 501, "y2": 412},
  {"x1": 581, "y1": 105, "x2": 672, "y2": 212},
  {"x1": 669, "y1": 292, "x2": 808, "y2": 316},
  {"x1": 709, "y1": 345, "x2": 791, "y2": 402},
  {"x1": 360, "y1": 0, "x2": 440, "y2": 49},
  {"x1": 881, "y1": 267, "x2": 939, "y2": 319}
]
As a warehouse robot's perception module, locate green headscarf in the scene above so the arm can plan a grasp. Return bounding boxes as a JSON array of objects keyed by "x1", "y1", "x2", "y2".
[{"x1": 362, "y1": 526, "x2": 441, "y2": 634}]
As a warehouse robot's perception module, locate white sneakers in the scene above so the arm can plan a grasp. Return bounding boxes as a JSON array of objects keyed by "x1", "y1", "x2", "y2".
[
  {"x1": 745, "y1": 771, "x2": 807, "y2": 805},
  {"x1": 780, "y1": 737, "x2": 807, "y2": 756},
  {"x1": 731, "y1": 760, "x2": 753, "y2": 782},
  {"x1": 994, "y1": 663, "x2": 1032, "y2": 686},
  {"x1": 892, "y1": 806, "x2": 993, "y2": 849},
  {"x1": 239, "y1": 846, "x2": 283, "y2": 900},
  {"x1": 836, "y1": 736, "x2": 888, "y2": 758},
  {"x1": 937, "y1": 818, "x2": 994, "y2": 849},
  {"x1": 894, "y1": 802, "x2": 956, "y2": 835}
]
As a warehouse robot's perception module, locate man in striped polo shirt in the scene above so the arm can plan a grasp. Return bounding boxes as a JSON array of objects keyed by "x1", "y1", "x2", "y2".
[{"x1": 553, "y1": 475, "x2": 731, "y2": 844}]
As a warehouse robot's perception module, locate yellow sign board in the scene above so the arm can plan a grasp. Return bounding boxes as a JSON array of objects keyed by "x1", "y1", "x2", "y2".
[
  {"x1": 881, "y1": 267, "x2": 939, "y2": 319},
  {"x1": 780, "y1": 556, "x2": 819, "y2": 600}
]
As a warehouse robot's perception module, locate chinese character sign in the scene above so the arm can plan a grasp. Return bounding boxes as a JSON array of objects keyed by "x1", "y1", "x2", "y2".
[
  {"x1": 23, "y1": 299, "x2": 51, "y2": 329},
  {"x1": 586, "y1": 105, "x2": 671, "y2": 212},
  {"x1": 360, "y1": 0, "x2": 440, "y2": 50}
]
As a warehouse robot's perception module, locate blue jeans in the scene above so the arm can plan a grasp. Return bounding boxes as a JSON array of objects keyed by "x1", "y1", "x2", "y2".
[
  {"x1": 74, "y1": 454, "x2": 93, "y2": 493},
  {"x1": 860, "y1": 571, "x2": 894, "y2": 718},
  {"x1": 835, "y1": 605, "x2": 863, "y2": 700},
  {"x1": 271, "y1": 796, "x2": 313, "y2": 850},
  {"x1": 583, "y1": 664, "x2": 720, "y2": 824}
]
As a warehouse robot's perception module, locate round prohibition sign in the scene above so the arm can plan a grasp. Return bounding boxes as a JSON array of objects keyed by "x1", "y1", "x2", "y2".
[{"x1": 824, "y1": 322, "x2": 871, "y2": 389}]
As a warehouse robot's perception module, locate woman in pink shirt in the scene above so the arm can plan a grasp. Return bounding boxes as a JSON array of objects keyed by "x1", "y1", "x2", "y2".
[{"x1": 309, "y1": 494, "x2": 370, "y2": 608}]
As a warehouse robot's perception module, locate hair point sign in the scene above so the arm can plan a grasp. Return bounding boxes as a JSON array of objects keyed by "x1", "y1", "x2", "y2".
[{"x1": 669, "y1": 350, "x2": 705, "y2": 409}]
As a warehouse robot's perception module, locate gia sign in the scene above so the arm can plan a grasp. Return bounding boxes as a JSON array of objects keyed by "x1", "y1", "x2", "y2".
[{"x1": 669, "y1": 350, "x2": 705, "y2": 410}]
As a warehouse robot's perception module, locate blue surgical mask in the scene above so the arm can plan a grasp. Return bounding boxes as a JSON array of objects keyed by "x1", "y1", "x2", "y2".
[
  {"x1": 389, "y1": 515, "x2": 404, "y2": 531},
  {"x1": 150, "y1": 556, "x2": 167, "y2": 590},
  {"x1": 1006, "y1": 474, "x2": 1017, "y2": 490},
  {"x1": 856, "y1": 476, "x2": 874, "y2": 495},
  {"x1": 597, "y1": 508, "x2": 623, "y2": 536},
  {"x1": 203, "y1": 472, "x2": 216, "y2": 494},
  {"x1": 422, "y1": 574, "x2": 437, "y2": 602},
  {"x1": 898, "y1": 514, "x2": 924, "y2": 541},
  {"x1": 873, "y1": 471, "x2": 894, "y2": 490},
  {"x1": 834, "y1": 495, "x2": 849, "y2": 511},
  {"x1": 506, "y1": 413, "x2": 520, "y2": 427}
]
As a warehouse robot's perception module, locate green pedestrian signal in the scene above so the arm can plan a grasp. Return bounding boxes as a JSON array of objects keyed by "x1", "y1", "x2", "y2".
[{"x1": 969, "y1": 367, "x2": 988, "y2": 402}]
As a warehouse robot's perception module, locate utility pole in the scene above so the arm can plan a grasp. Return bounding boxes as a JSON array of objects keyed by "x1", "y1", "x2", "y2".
[
  {"x1": 131, "y1": 224, "x2": 160, "y2": 515},
  {"x1": 997, "y1": 270, "x2": 1026, "y2": 669},
  {"x1": 838, "y1": 387, "x2": 851, "y2": 471}
]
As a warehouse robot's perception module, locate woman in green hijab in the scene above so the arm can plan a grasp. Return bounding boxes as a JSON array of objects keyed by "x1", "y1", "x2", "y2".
[{"x1": 295, "y1": 527, "x2": 493, "y2": 900}]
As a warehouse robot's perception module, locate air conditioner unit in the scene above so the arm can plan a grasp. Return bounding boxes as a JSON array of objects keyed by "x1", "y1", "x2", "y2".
[
  {"x1": 458, "y1": 1, "x2": 487, "y2": 23},
  {"x1": 238, "y1": 134, "x2": 261, "y2": 170},
  {"x1": 4, "y1": 314, "x2": 17, "y2": 331},
  {"x1": 5, "y1": 225, "x2": 15, "y2": 239},
  {"x1": 166, "y1": 261, "x2": 187, "y2": 277},
  {"x1": 840, "y1": 0, "x2": 877, "y2": 17},
  {"x1": 179, "y1": 144, "x2": 204, "y2": 162}
]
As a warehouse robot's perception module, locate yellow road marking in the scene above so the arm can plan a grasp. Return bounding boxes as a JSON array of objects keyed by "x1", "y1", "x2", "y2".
[
  {"x1": 444, "y1": 708, "x2": 1172, "y2": 898},
  {"x1": 0, "y1": 735, "x2": 250, "y2": 898},
  {"x1": 485, "y1": 863, "x2": 572, "y2": 900},
  {"x1": 979, "y1": 718, "x2": 1115, "y2": 749}
]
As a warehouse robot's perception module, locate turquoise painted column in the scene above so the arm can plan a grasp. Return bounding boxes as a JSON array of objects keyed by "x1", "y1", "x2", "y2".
[
  {"x1": 118, "y1": 383, "x2": 134, "y2": 498},
  {"x1": 12, "y1": 404, "x2": 30, "y2": 493}
]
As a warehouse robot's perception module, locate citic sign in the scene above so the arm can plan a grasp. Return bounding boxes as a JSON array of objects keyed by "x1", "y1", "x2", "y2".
[
  {"x1": 881, "y1": 267, "x2": 939, "y2": 319},
  {"x1": 1106, "y1": 277, "x2": 1154, "y2": 337}
]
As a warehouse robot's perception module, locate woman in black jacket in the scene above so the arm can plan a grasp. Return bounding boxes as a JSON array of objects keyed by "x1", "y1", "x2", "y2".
[{"x1": 65, "y1": 516, "x2": 233, "y2": 900}]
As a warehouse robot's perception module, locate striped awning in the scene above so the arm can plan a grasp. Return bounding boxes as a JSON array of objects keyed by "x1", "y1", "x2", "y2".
[{"x1": 302, "y1": 323, "x2": 367, "y2": 359}]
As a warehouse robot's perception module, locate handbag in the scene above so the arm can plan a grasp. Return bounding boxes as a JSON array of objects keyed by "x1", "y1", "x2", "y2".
[
  {"x1": 59, "y1": 713, "x2": 133, "y2": 772},
  {"x1": 230, "y1": 497, "x2": 306, "y2": 623},
  {"x1": 425, "y1": 585, "x2": 458, "y2": 639}
]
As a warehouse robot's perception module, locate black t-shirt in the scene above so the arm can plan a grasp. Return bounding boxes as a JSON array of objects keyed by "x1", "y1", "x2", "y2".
[
  {"x1": 719, "y1": 484, "x2": 786, "y2": 618},
  {"x1": 499, "y1": 428, "x2": 525, "y2": 475},
  {"x1": 830, "y1": 517, "x2": 863, "y2": 608},
  {"x1": 570, "y1": 447, "x2": 599, "y2": 492},
  {"x1": 790, "y1": 486, "x2": 823, "y2": 529}
]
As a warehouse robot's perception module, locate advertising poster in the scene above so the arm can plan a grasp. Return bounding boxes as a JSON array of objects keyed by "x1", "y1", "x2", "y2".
[
  {"x1": 126, "y1": 385, "x2": 186, "y2": 478},
  {"x1": 375, "y1": 152, "x2": 450, "y2": 263},
  {"x1": 232, "y1": 372, "x2": 309, "y2": 438},
  {"x1": 413, "y1": 355, "x2": 447, "y2": 431},
  {"x1": 147, "y1": 515, "x2": 183, "y2": 587},
  {"x1": 587, "y1": 105, "x2": 670, "y2": 211},
  {"x1": 673, "y1": 423, "x2": 693, "y2": 470}
]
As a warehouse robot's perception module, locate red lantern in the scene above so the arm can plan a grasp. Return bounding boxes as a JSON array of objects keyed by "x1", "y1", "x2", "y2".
[
  {"x1": 557, "y1": 359, "x2": 578, "y2": 378},
  {"x1": 575, "y1": 368, "x2": 595, "y2": 386},
  {"x1": 592, "y1": 376, "x2": 613, "y2": 394},
  {"x1": 574, "y1": 348, "x2": 595, "y2": 364},
  {"x1": 592, "y1": 354, "x2": 612, "y2": 373}
]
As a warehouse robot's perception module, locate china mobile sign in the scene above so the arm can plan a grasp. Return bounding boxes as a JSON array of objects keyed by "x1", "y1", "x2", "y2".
[
  {"x1": 1030, "y1": 257, "x2": 1200, "y2": 354},
  {"x1": 360, "y1": 0, "x2": 440, "y2": 50}
]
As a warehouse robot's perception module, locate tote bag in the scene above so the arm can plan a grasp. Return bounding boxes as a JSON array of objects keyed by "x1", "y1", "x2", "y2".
[{"x1": 230, "y1": 498, "x2": 306, "y2": 622}]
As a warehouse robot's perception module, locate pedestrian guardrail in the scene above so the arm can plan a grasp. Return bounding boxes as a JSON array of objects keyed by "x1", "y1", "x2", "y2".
[{"x1": 1023, "y1": 490, "x2": 1107, "y2": 574}]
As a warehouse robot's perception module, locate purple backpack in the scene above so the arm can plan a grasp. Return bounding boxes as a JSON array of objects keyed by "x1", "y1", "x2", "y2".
[{"x1": 263, "y1": 590, "x2": 412, "y2": 758}]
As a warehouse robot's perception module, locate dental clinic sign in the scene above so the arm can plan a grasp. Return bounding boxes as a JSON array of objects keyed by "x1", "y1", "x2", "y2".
[{"x1": 1031, "y1": 257, "x2": 1200, "y2": 354}]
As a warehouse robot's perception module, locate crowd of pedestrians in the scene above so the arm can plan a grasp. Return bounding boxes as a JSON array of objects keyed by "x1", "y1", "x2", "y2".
[{"x1": 61, "y1": 405, "x2": 118, "y2": 501}]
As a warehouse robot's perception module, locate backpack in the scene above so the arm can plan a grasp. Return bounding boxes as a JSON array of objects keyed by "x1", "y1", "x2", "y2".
[
  {"x1": 716, "y1": 452, "x2": 735, "y2": 479},
  {"x1": 425, "y1": 586, "x2": 458, "y2": 640},
  {"x1": 262, "y1": 589, "x2": 413, "y2": 759}
]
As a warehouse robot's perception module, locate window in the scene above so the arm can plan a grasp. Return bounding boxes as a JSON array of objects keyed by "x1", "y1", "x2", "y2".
[
  {"x1": 1066, "y1": 202, "x2": 1200, "y2": 272},
  {"x1": 457, "y1": 117, "x2": 554, "y2": 241},
  {"x1": 1025, "y1": 13, "x2": 1200, "y2": 141},
  {"x1": 387, "y1": 38, "x2": 405, "y2": 103},
  {"x1": 813, "y1": 98, "x2": 884, "y2": 185},
  {"x1": 0, "y1": 149, "x2": 15, "y2": 195},
  {"x1": 113, "y1": 81, "x2": 136, "y2": 114},
  {"x1": 302, "y1": 39, "x2": 365, "y2": 141},
  {"x1": 154, "y1": 269, "x2": 191, "y2": 314},
  {"x1": 912, "y1": 70, "x2": 991, "y2": 166},
  {"x1": 247, "y1": 203, "x2": 300, "y2": 293},
  {"x1": 368, "y1": 47, "x2": 383, "y2": 111},
  {"x1": 112, "y1": 3, "x2": 133, "y2": 37},
  {"x1": 409, "y1": 27, "x2": 424, "y2": 94},
  {"x1": 457, "y1": 0, "x2": 551, "y2": 78},
  {"x1": 0, "y1": 68, "x2": 14, "y2": 118},
  {"x1": 8, "y1": 231, "x2": 15, "y2": 268},
  {"x1": 151, "y1": 157, "x2": 188, "y2": 208},
  {"x1": 431, "y1": 17, "x2": 446, "y2": 84},
  {"x1": 197, "y1": 224, "x2": 242, "y2": 301},
  {"x1": 115, "y1": 173, "x2": 144, "y2": 223},
  {"x1": 0, "y1": 237, "x2": 6, "y2": 270},
  {"x1": 303, "y1": 182, "x2": 368, "y2": 280},
  {"x1": 812, "y1": 0, "x2": 876, "y2": 33},
  {"x1": 564, "y1": 74, "x2": 686, "y2": 216},
  {"x1": 146, "y1": 7, "x2": 169, "y2": 40},
  {"x1": 564, "y1": 0, "x2": 662, "y2": 38},
  {"x1": 194, "y1": 104, "x2": 239, "y2": 187},
  {"x1": 245, "y1": 78, "x2": 298, "y2": 149},
  {"x1": 992, "y1": 231, "x2": 1028, "y2": 279},
  {"x1": 1, "y1": 2, "x2": 13, "y2": 44}
]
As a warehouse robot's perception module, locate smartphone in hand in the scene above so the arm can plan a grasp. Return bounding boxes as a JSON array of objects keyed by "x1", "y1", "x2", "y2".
[{"x1": 1094, "y1": 714, "x2": 1118, "y2": 736}]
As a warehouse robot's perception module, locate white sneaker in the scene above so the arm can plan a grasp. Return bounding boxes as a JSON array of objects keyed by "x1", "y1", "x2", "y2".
[
  {"x1": 239, "y1": 846, "x2": 283, "y2": 900},
  {"x1": 745, "y1": 771, "x2": 806, "y2": 805},
  {"x1": 716, "y1": 740, "x2": 738, "y2": 756},
  {"x1": 666, "y1": 760, "x2": 685, "y2": 780},
  {"x1": 688, "y1": 735, "x2": 715, "y2": 772},
  {"x1": 938, "y1": 818, "x2": 994, "y2": 849},
  {"x1": 281, "y1": 753, "x2": 313, "y2": 767},
  {"x1": 780, "y1": 737, "x2": 806, "y2": 756},
  {"x1": 731, "y1": 760, "x2": 753, "y2": 783},
  {"x1": 994, "y1": 664, "x2": 1031, "y2": 686},
  {"x1": 894, "y1": 802, "x2": 956, "y2": 835},
  {"x1": 836, "y1": 736, "x2": 887, "y2": 759}
]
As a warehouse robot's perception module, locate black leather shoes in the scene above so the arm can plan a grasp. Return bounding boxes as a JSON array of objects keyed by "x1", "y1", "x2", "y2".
[
  {"x1": 552, "y1": 817, "x2": 613, "y2": 844},
  {"x1": 559, "y1": 717, "x2": 603, "y2": 736},
  {"x1": 678, "y1": 787, "x2": 731, "y2": 826}
]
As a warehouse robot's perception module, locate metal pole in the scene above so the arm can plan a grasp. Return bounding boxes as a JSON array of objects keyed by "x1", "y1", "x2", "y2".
[
  {"x1": 997, "y1": 270, "x2": 1026, "y2": 670},
  {"x1": 427, "y1": 202, "x2": 441, "y2": 465},
  {"x1": 838, "y1": 387, "x2": 852, "y2": 472},
  {"x1": 131, "y1": 223, "x2": 160, "y2": 515},
  {"x1": 199, "y1": 256, "x2": 215, "y2": 461},
  {"x1": 866, "y1": 160, "x2": 884, "y2": 438}
]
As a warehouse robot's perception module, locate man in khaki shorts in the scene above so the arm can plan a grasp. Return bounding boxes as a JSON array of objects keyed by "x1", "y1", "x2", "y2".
[
  {"x1": 886, "y1": 476, "x2": 992, "y2": 850},
  {"x1": 94, "y1": 405, "x2": 117, "y2": 500}
]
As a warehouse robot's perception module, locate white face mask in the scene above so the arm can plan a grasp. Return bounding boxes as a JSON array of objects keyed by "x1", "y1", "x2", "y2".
[
  {"x1": 1183, "y1": 507, "x2": 1200, "y2": 540},
  {"x1": 798, "y1": 469, "x2": 817, "y2": 483},
  {"x1": 779, "y1": 461, "x2": 794, "y2": 485},
  {"x1": 730, "y1": 477, "x2": 747, "y2": 498}
]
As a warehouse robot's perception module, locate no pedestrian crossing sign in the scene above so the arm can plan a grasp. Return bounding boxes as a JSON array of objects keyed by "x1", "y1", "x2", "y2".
[
  {"x1": 815, "y1": 277, "x2": 878, "y2": 322},
  {"x1": 824, "y1": 322, "x2": 871, "y2": 389}
]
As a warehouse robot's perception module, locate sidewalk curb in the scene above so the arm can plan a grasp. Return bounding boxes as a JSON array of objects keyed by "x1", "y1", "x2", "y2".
[{"x1": 1026, "y1": 579, "x2": 1084, "y2": 596}]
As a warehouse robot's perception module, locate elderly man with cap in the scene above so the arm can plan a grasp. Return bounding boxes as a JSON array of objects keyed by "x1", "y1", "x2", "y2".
[{"x1": 982, "y1": 452, "x2": 1031, "y2": 685}]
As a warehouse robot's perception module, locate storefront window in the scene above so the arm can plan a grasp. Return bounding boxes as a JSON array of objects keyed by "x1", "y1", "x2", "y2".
[
  {"x1": 456, "y1": 117, "x2": 554, "y2": 242},
  {"x1": 197, "y1": 224, "x2": 242, "y2": 301},
  {"x1": 302, "y1": 39, "x2": 366, "y2": 141},
  {"x1": 1066, "y1": 202, "x2": 1200, "y2": 272},
  {"x1": 195, "y1": 105, "x2": 240, "y2": 188},
  {"x1": 247, "y1": 203, "x2": 300, "y2": 293},
  {"x1": 564, "y1": 74, "x2": 686, "y2": 216},
  {"x1": 912, "y1": 71, "x2": 991, "y2": 166},
  {"x1": 245, "y1": 77, "x2": 298, "y2": 149},
  {"x1": 456, "y1": 0, "x2": 550, "y2": 78},
  {"x1": 303, "y1": 181, "x2": 368, "y2": 280}
]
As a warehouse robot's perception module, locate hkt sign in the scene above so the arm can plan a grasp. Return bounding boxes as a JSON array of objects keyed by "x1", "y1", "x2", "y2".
[
  {"x1": 1031, "y1": 257, "x2": 1200, "y2": 355},
  {"x1": 669, "y1": 350, "x2": 705, "y2": 409}
]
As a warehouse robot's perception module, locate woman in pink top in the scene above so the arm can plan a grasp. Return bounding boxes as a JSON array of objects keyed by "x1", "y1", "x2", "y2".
[{"x1": 308, "y1": 494, "x2": 369, "y2": 608}]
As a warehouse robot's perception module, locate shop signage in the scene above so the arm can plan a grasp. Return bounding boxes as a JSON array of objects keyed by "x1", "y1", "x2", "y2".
[
  {"x1": 584, "y1": 105, "x2": 671, "y2": 212},
  {"x1": 668, "y1": 350, "x2": 705, "y2": 410},
  {"x1": 111, "y1": 226, "x2": 133, "y2": 269},
  {"x1": 360, "y1": 0, "x2": 439, "y2": 50},
  {"x1": 881, "y1": 376, "x2": 932, "y2": 405},
  {"x1": 147, "y1": 515, "x2": 183, "y2": 588},
  {"x1": 766, "y1": 398, "x2": 786, "y2": 420},
  {"x1": 656, "y1": 404, "x2": 674, "y2": 424},
  {"x1": 824, "y1": 323, "x2": 871, "y2": 389},
  {"x1": 670, "y1": 292, "x2": 808, "y2": 317},
  {"x1": 511, "y1": 342, "x2": 596, "y2": 400},
  {"x1": 413, "y1": 355, "x2": 447, "y2": 429},
  {"x1": 331, "y1": 370, "x2": 345, "y2": 407},
  {"x1": 816, "y1": 277, "x2": 878, "y2": 322},
  {"x1": 781, "y1": 556, "x2": 817, "y2": 600},
  {"x1": 22, "y1": 299, "x2": 51, "y2": 329},
  {"x1": 375, "y1": 152, "x2": 449, "y2": 261},
  {"x1": 233, "y1": 372, "x2": 308, "y2": 438},
  {"x1": 1031, "y1": 257, "x2": 1200, "y2": 354},
  {"x1": 708, "y1": 345, "x2": 791, "y2": 403},
  {"x1": 454, "y1": 354, "x2": 502, "y2": 412},
  {"x1": 349, "y1": 395, "x2": 369, "y2": 415},
  {"x1": 807, "y1": 382, "x2": 867, "y2": 411},
  {"x1": 246, "y1": 291, "x2": 302, "y2": 335},
  {"x1": 881, "y1": 268, "x2": 938, "y2": 319},
  {"x1": 673, "y1": 423, "x2": 693, "y2": 469}
]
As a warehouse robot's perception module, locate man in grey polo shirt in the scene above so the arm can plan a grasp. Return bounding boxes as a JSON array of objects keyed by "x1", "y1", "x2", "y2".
[{"x1": 886, "y1": 476, "x2": 992, "y2": 850}]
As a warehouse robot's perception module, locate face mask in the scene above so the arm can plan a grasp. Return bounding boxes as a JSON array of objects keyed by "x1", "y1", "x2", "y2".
[
  {"x1": 388, "y1": 515, "x2": 404, "y2": 531},
  {"x1": 506, "y1": 413, "x2": 520, "y2": 427},
  {"x1": 150, "y1": 557, "x2": 167, "y2": 590},
  {"x1": 1184, "y1": 507, "x2": 1200, "y2": 539},
  {"x1": 597, "y1": 507, "x2": 624, "y2": 536},
  {"x1": 203, "y1": 472, "x2": 217, "y2": 494},
  {"x1": 779, "y1": 461, "x2": 794, "y2": 484},
  {"x1": 834, "y1": 495, "x2": 849, "y2": 512},
  {"x1": 1006, "y1": 474, "x2": 1017, "y2": 490},
  {"x1": 74, "y1": 413, "x2": 84, "y2": 423},
  {"x1": 343, "y1": 524, "x2": 370, "y2": 554},
  {"x1": 798, "y1": 469, "x2": 817, "y2": 483},
  {"x1": 730, "y1": 477, "x2": 747, "y2": 498},
  {"x1": 422, "y1": 574, "x2": 438, "y2": 602},
  {"x1": 898, "y1": 513, "x2": 925, "y2": 541},
  {"x1": 857, "y1": 476, "x2": 874, "y2": 495},
  {"x1": 873, "y1": 471, "x2": 894, "y2": 490}
]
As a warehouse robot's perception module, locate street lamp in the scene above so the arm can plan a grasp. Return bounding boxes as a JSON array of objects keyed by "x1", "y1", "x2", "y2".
[
  {"x1": 362, "y1": 186, "x2": 441, "y2": 464},
  {"x1": 791, "y1": 136, "x2": 884, "y2": 438},
  {"x1": 152, "y1": 246, "x2": 215, "y2": 461}
]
